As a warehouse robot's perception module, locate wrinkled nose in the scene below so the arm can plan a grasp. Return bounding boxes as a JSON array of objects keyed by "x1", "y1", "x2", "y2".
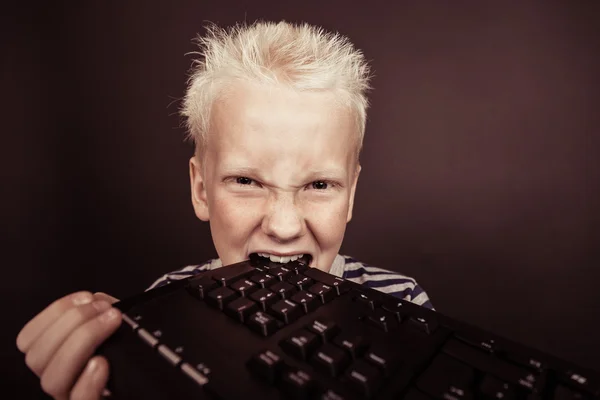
[{"x1": 262, "y1": 194, "x2": 305, "y2": 243}]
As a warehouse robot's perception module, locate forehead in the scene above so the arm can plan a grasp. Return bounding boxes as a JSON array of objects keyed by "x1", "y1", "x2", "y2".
[{"x1": 207, "y1": 81, "x2": 358, "y2": 171}]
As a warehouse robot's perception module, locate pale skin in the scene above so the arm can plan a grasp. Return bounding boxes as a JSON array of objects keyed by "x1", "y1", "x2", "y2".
[{"x1": 17, "y1": 81, "x2": 361, "y2": 399}]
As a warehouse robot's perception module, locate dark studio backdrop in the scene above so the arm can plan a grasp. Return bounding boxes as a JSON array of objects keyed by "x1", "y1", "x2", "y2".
[{"x1": 3, "y1": 1, "x2": 599, "y2": 397}]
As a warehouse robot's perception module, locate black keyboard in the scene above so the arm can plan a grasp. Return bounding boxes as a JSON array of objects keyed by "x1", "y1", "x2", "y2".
[{"x1": 97, "y1": 258, "x2": 600, "y2": 399}]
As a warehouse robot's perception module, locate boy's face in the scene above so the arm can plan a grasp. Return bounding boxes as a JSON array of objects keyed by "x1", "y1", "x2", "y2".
[{"x1": 189, "y1": 81, "x2": 361, "y2": 272}]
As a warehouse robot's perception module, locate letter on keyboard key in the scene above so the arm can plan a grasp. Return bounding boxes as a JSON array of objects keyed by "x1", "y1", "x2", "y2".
[
  {"x1": 246, "y1": 349, "x2": 285, "y2": 384},
  {"x1": 247, "y1": 311, "x2": 280, "y2": 336},
  {"x1": 364, "y1": 344, "x2": 402, "y2": 376}
]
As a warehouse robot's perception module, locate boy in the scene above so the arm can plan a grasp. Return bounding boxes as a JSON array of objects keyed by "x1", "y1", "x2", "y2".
[{"x1": 16, "y1": 21, "x2": 433, "y2": 399}]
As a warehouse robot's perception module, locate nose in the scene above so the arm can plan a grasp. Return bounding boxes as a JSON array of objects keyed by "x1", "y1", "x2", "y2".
[{"x1": 262, "y1": 193, "x2": 305, "y2": 243}]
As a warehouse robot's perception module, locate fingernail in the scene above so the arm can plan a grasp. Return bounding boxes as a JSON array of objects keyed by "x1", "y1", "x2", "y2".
[
  {"x1": 73, "y1": 292, "x2": 93, "y2": 306},
  {"x1": 99, "y1": 308, "x2": 120, "y2": 323},
  {"x1": 92, "y1": 300, "x2": 110, "y2": 312},
  {"x1": 85, "y1": 357, "x2": 99, "y2": 375}
]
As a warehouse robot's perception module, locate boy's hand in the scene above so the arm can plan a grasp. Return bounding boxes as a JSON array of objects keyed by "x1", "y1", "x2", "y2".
[{"x1": 16, "y1": 291, "x2": 122, "y2": 400}]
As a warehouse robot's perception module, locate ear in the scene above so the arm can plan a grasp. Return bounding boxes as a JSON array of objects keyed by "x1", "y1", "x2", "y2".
[
  {"x1": 189, "y1": 156, "x2": 210, "y2": 221},
  {"x1": 346, "y1": 164, "x2": 361, "y2": 223}
]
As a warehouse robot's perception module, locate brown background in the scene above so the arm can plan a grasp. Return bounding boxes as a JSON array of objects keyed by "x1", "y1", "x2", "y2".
[{"x1": 3, "y1": 1, "x2": 599, "y2": 397}]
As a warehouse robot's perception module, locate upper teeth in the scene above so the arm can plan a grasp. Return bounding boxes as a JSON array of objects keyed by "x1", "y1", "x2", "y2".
[{"x1": 257, "y1": 253, "x2": 304, "y2": 263}]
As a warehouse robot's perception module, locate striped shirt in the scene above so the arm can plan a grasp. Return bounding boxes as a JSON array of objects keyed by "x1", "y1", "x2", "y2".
[{"x1": 147, "y1": 254, "x2": 434, "y2": 310}]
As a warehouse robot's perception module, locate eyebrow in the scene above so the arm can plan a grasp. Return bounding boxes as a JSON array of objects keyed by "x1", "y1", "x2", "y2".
[{"x1": 220, "y1": 165, "x2": 348, "y2": 181}]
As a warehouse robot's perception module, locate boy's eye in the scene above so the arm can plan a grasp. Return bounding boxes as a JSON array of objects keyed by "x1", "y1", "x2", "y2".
[
  {"x1": 236, "y1": 177, "x2": 254, "y2": 185},
  {"x1": 311, "y1": 181, "x2": 329, "y2": 190}
]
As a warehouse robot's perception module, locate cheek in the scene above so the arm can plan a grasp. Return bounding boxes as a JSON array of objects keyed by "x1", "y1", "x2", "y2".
[
  {"x1": 211, "y1": 194, "x2": 263, "y2": 233},
  {"x1": 305, "y1": 199, "x2": 349, "y2": 244}
]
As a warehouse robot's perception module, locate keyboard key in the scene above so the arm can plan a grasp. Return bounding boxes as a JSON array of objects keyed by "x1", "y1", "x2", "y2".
[
  {"x1": 302, "y1": 267, "x2": 350, "y2": 295},
  {"x1": 286, "y1": 260, "x2": 309, "y2": 274},
  {"x1": 344, "y1": 359, "x2": 383, "y2": 398},
  {"x1": 186, "y1": 275, "x2": 218, "y2": 299},
  {"x1": 230, "y1": 278, "x2": 258, "y2": 297},
  {"x1": 206, "y1": 286, "x2": 238, "y2": 310},
  {"x1": 181, "y1": 362, "x2": 209, "y2": 386},
  {"x1": 443, "y1": 338, "x2": 543, "y2": 393},
  {"x1": 333, "y1": 333, "x2": 369, "y2": 359},
  {"x1": 416, "y1": 353, "x2": 475, "y2": 399},
  {"x1": 308, "y1": 282, "x2": 335, "y2": 304},
  {"x1": 250, "y1": 272, "x2": 276, "y2": 288},
  {"x1": 503, "y1": 351, "x2": 545, "y2": 372},
  {"x1": 479, "y1": 375, "x2": 518, "y2": 400},
  {"x1": 279, "y1": 368, "x2": 317, "y2": 400},
  {"x1": 157, "y1": 344, "x2": 182, "y2": 366},
  {"x1": 249, "y1": 288, "x2": 279, "y2": 311},
  {"x1": 310, "y1": 343, "x2": 350, "y2": 378},
  {"x1": 247, "y1": 311, "x2": 280, "y2": 336},
  {"x1": 225, "y1": 297, "x2": 259, "y2": 323},
  {"x1": 403, "y1": 389, "x2": 434, "y2": 400},
  {"x1": 553, "y1": 384, "x2": 587, "y2": 400},
  {"x1": 270, "y1": 281, "x2": 298, "y2": 299},
  {"x1": 270, "y1": 299, "x2": 303, "y2": 324},
  {"x1": 381, "y1": 299, "x2": 406, "y2": 322},
  {"x1": 280, "y1": 329, "x2": 320, "y2": 361},
  {"x1": 364, "y1": 308, "x2": 399, "y2": 333},
  {"x1": 556, "y1": 369, "x2": 600, "y2": 396},
  {"x1": 320, "y1": 389, "x2": 351, "y2": 400},
  {"x1": 307, "y1": 319, "x2": 340, "y2": 343},
  {"x1": 269, "y1": 266, "x2": 293, "y2": 281},
  {"x1": 211, "y1": 263, "x2": 255, "y2": 286},
  {"x1": 407, "y1": 315, "x2": 438, "y2": 334},
  {"x1": 351, "y1": 290, "x2": 380, "y2": 310},
  {"x1": 288, "y1": 274, "x2": 314, "y2": 291},
  {"x1": 246, "y1": 349, "x2": 285, "y2": 384},
  {"x1": 290, "y1": 291, "x2": 320, "y2": 313},
  {"x1": 138, "y1": 328, "x2": 159, "y2": 347},
  {"x1": 455, "y1": 331, "x2": 499, "y2": 354},
  {"x1": 364, "y1": 343, "x2": 402, "y2": 376}
]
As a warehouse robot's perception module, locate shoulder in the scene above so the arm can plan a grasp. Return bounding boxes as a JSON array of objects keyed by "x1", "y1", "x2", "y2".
[
  {"x1": 340, "y1": 255, "x2": 434, "y2": 311},
  {"x1": 145, "y1": 259, "x2": 219, "y2": 291}
]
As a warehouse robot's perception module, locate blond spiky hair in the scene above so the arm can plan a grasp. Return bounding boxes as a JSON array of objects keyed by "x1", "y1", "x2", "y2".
[{"x1": 180, "y1": 20, "x2": 373, "y2": 157}]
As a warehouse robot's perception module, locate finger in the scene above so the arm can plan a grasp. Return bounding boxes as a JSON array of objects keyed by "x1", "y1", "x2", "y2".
[
  {"x1": 25, "y1": 300, "x2": 112, "y2": 377},
  {"x1": 93, "y1": 292, "x2": 119, "y2": 304},
  {"x1": 17, "y1": 291, "x2": 95, "y2": 353},
  {"x1": 70, "y1": 356, "x2": 110, "y2": 400},
  {"x1": 40, "y1": 307, "x2": 121, "y2": 399}
]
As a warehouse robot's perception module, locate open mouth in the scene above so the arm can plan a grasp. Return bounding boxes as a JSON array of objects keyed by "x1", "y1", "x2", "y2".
[{"x1": 249, "y1": 252, "x2": 312, "y2": 267}]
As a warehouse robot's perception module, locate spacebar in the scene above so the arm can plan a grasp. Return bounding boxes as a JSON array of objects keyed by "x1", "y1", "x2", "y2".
[{"x1": 98, "y1": 324, "x2": 217, "y2": 400}]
